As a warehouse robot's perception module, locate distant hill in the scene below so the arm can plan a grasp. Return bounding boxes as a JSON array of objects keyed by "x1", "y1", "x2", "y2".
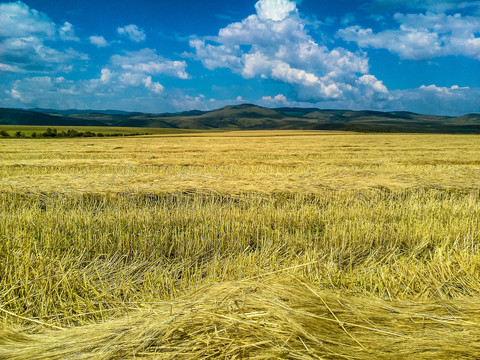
[
  {"x1": 0, "y1": 108, "x2": 106, "y2": 127},
  {"x1": 30, "y1": 108, "x2": 136, "y2": 116},
  {"x1": 1, "y1": 105, "x2": 479, "y2": 133}
]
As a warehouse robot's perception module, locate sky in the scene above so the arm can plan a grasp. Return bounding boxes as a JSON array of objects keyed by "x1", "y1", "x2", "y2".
[{"x1": 1, "y1": 0, "x2": 480, "y2": 115}]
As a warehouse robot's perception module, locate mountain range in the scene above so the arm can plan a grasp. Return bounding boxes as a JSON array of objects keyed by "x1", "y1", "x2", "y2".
[{"x1": 1, "y1": 104, "x2": 479, "y2": 133}]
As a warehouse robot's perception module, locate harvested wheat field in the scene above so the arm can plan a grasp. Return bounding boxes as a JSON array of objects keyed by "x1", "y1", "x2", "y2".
[{"x1": 1, "y1": 131, "x2": 480, "y2": 359}]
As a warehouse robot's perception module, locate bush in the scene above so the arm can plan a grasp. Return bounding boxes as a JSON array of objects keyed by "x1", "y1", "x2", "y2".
[
  {"x1": 67, "y1": 129, "x2": 80, "y2": 137},
  {"x1": 42, "y1": 128, "x2": 57, "y2": 137}
]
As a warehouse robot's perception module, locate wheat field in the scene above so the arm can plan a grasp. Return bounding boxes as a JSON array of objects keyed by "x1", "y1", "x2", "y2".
[{"x1": 1, "y1": 131, "x2": 479, "y2": 359}]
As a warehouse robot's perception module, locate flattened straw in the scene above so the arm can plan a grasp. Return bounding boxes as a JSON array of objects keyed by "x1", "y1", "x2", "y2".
[
  {"x1": 299, "y1": 280, "x2": 368, "y2": 351},
  {"x1": 0, "y1": 306, "x2": 66, "y2": 331},
  {"x1": 57, "y1": 307, "x2": 134, "y2": 321},
  {"x1": 247, "y1": 259, "x2": 321, "y2": 280}
]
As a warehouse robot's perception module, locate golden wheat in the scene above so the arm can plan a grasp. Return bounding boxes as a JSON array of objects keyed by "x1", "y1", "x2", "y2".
[{"x1": 0, "y1": 131, "x2": 479, "y2": 358}]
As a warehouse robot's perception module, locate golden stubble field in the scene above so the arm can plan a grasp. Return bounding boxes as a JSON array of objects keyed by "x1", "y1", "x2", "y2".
[
  {"x1": 1, "y1": 131, "x2": 479, "y2": 193},
  {"x1": 1, "y1": 130, "x2": 480, "y2": 359}
]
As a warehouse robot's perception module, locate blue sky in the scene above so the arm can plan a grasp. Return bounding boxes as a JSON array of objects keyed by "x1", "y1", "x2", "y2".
[{"x1": 1, "y1": 0, "x2": 480, "y2": 115}]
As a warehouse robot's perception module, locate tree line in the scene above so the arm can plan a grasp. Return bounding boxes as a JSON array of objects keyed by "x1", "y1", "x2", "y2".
[{"x1": 0, "y1": 128, "x2": 152, "y2": 138}]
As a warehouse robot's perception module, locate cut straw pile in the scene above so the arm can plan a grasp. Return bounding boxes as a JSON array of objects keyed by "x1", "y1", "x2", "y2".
[{"x1": 1, "y1": 276, "x2": 479, "y2": 359}]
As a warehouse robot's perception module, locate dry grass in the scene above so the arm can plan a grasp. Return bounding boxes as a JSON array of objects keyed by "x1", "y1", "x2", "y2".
[
  {"x1": 1, "y1": 132, "x2": 479, "y2": 194},
  {"x1": 1, "y1": 277, "x2": 479, "y2": 359},
  {"x1": 0, "y1": 131, "x2": 479, "y2": 358}
]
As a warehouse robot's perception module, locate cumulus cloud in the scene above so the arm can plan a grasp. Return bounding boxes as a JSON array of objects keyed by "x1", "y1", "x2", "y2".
[
  {"x1": 0, "y1": 2, "x2": 88, "y2": 73},
  {"x1": 338, "y1": 12, "x2": 480, "y2": 60},
  {"x1": 388, "y1": 84, "x2": 480, "y2": 115},
  {"x1": 261, "y1": 93, "x2": 288, "y2": 104},
  {"x1": 188, "y1": 0, "x2": 386, "y2": 103},
  {"x1": 118, "y1": 72, "x2": 144, "y2": 86},
  {"x1": 371, "y1": 0, "x2": 480, "y2": 12},
  {"x1": 89, "y1": 35, "x2": 108, "y2": 47},
  {"x1": 4, "y1": 76, "x2": 81, "y2": 107},
  {"x1": 142, "y1": 76, "x2": 164, "y2": 94},
  {"x1": 1, "y1": 72, "x2": 168, "y2": 111},
  {"x1": 0, "y1": 1, "x2": 55, "y2": 38},
  {"x1": 257, "y1": 83, "x2": 480, "y2": 116},
  {"x1": 117, "y1": 24, "x2": 146, "y2": 42},
  {"x1": 168, "y1": 93, "x2": 210, "y2": 111},
  {"x1": 59, "y1": 22, "x2": 79, "y2": 41},
  {"x1": 357, "y1": 74, "x2": 388, "y2": 93},
  {"x1": 0, "y1": 36, "x2": 88, "y2": 73},
  {"x1": 100, "y1": 68, "x2": 112, "y2": 83},
  {"x1": 111, "y1": 48, "x2": 189, "y2": 79},
  {"x1": 87, "y1": 49, "x2": 188, "y2": 96},
  {"x1": 255, "y1": 0, "x2": 297, "y2": 21}
]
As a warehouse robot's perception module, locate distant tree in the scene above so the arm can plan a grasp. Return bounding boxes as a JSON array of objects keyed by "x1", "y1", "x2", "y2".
[
  {"x1": 42, "y1": 128, "x2": 57, "y2": 137},
  {"x1": 31, "y1": 132, "x2": 38, "y2": 138},
  {"x1": 96, "y1": 132, "x2": 104, "y2": 137},
  {"x1": 0, "y1": 130, "x2": 10, "y2": 137},
  {"x1": 15, "y1": 131, "x2": 25, "y2": 138},
  {"x1": 67, "y1": 129, "x2": 80, "y2": 137}
]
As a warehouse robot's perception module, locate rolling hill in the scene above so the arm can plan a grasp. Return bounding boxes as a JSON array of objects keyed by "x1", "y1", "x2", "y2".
[{"x1": 1, "y1": 104, "x2": 479, "y2": 133}]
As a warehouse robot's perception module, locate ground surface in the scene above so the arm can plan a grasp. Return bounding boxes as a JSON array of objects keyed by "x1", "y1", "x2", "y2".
[{"x1": 1, "y1": 131, "x2": 479, "y2": 359}]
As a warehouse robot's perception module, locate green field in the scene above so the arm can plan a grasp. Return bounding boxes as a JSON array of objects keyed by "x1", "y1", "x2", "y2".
[
  {"x1": 0, "y1": 125, "x2": 209, "y2": 137},
  {"x1": 1, "y1": 131, "x2": 479, "y2": 359}
]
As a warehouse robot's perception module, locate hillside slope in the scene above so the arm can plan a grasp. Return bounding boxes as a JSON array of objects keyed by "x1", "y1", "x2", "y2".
[{"x1": 1, "y1": 105, "x2": 479, "y2": 133}]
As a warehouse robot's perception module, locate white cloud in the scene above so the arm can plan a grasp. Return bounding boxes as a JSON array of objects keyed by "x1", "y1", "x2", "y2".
[
  {"x1": 387, "y1": 84, "x2": 480, "y2": 115},
  {"x1": 2, "y1": 72, "x2": 479, "y2": 116},
  {"x1": 419, "y1": 84, "x2": 470, "y2": 93},
  {"x1": 189, "y1": 39, "x2": 243, "y2": 71},
  {"x1": 142, "y1": 76, "x2": 164, "y2": 94},
  {"x1": 271, "y1": 63, "x2": 319, "y2": 86},
  {"x1": 257, "y1": 83, "x2": 480, "y2": 116},
  {"x1": 59, "y1": 22, "x2": 79, "y2": 41},
  {"x1": 358, "y1": 74, "x2": 388, "y2": 93},
  {"x1": 8, "y1": 88, "x2": 22, "y2": 100},
  {"x1": 111, "y1": 48, "x2": 189, "y2": 79},
  {"x1": 0, "y1": 1, "x2": 55, "y2": 38},
  {"x1": 188, "y1": 4, "x2": 383, "y2": 103},
  {"x1": 168, "y1": 93, "x2": 209, "y2": 111},
  {"x1": 0, "y1": 63, "x2": 19, "y2": 72},
  {"x1": 100, "y1": 68, "x2": 112, "y2": 83},
  {"x1": 338, "y1": 12, "x2": 480, "y2": 60},
  {"x1": 89, "y1": 35, "x2": 108, "y2": 47},
  {"x1": 72, "y1": 49, "x2": 187, "y2": 99},
  {"x1": 371, "y1": 0, "x2": 480, "y2": 12},
  {"x1": 261, "y1": 93, "x2": 288, "y2": 103},
  {"x1": 255, "y1": 0, "x2": 297, "y2": 21},
  {"x1": 0, "y1": 36, "x2": 88, "y2": 73},
  {"x1": 117, "y1": 24, "x2": 146, "y2": 42},
  {"x1": 0, "y1": 2, "x2": 88, "y2": 73},
  {"x1": 1, "y1": 74, "x2": 169, "y2": 111},
  {"x1": 5, "y1": 76, "x2": 80, "y2": 107},
  {"x1": 118, "y1": 72, "x2": 144, "y2": 86}
]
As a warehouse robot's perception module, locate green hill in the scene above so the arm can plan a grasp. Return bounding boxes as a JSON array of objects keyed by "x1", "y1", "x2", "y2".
[{"x1": 1, "y1": 105, "x2": 479, "y2": 133}]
